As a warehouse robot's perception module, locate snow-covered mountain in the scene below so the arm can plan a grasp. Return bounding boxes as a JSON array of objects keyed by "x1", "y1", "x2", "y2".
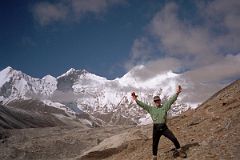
[
  {"x1": 0, "y1": 67, "x2": 57, "y2": 103},
  {"x1": 0, "y1": 66, "x2": 191, "y2": 125}
]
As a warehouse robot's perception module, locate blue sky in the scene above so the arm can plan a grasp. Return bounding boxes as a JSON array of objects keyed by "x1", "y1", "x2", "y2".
[
  {"x1": 0, "y1": 0, "x2": 240, "y2": 84},
  {"x1": 0, "y1": 0, "x2": 164, "y2": 79}
]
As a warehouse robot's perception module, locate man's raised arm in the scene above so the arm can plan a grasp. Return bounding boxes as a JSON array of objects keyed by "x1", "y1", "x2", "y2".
[
  {"x1": 164, "y1": 85, "x2": 182, "y2": 111},
  {"x1": 132, "y1": 92, "x2": 151, "y2": 113}
]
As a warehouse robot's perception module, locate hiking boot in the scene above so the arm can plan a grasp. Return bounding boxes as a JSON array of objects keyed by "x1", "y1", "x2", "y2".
[
  {"x1": 152, "y1": 155, "x2": 157, "y2": 160},
  {"x1": 178, "y1": 149, "x2": 187, "y2": 158},
  {"x1": 173, "y1": 148, "x2": 187, "y2": 158},
  {"x1": 173, "y1": 149, "x2": 179, "y2": 158}
]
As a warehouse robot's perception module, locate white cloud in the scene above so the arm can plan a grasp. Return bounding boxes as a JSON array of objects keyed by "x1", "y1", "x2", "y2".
[
  {"x1": 128, "y1": 58, "x2": 181, "y2": 80},
  {"x1": 181, "y1": 54, "x2": 240, "y2": 103},
  {"x1": 33, "y1": 2, "x2": 68, "y2": 26},
  {"x1": 125, "y1": 37, "x2": 155, "y2": 70},
  {"x1": 32, "y1": 0, "x2": 127, "y2": 26},
  {"x1": 71, "y1": 0, "x2": 108, "y2": 14},
  {"x1": 149, "y1": 2, "x2": 229, "y2": 66},
  {"x1": 126, "y1": 0, "x2": 240, "y2": 104},
  {"x1": 71, "y1": 0, "x2": 125, "y2": 15},
  {"x1": 198, "y1": 0, "x2": 240, "y2": 51},
  {"x1": 184, "y1": 54, "x2": 240, "y2": 83}
]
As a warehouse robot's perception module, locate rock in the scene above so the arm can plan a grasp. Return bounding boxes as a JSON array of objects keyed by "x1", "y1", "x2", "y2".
[
  {"x1": 78, "y1": 129, "x2": 147, "y2": 159},
  {"x1": 200, "y1": 140, "x2": 208, "y2": 146}
]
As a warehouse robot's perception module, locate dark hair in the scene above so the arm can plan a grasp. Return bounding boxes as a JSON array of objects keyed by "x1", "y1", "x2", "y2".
[{"x1": 153, "y1": 96, "x2": 160, "y2": 101}]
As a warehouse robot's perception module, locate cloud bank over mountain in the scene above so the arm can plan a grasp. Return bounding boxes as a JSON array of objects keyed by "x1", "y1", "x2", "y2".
[{"x1": 126, "y1": 0, "x2": 240, "y2": 104}]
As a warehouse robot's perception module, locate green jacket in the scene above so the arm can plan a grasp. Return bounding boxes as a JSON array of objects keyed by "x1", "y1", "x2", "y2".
[{"x1": 136, "y1": 94, "x2": 178, "y2": 124}]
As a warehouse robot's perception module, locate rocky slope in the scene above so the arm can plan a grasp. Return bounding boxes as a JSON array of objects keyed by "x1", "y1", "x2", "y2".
[
  {"x1": 0, "y1": 105, "x2": 64, "y2": 129},
  {"x1": 0, "y1": 80, "x2": 239, "y2": 160},
  {"x1": 0, "y1": 99, "x2": 106, "y2": 129}
]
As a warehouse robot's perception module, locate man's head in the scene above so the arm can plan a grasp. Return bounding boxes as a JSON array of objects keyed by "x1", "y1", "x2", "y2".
[{"x1": 153, "y1": 96, "x2": 161, "y2": 107}]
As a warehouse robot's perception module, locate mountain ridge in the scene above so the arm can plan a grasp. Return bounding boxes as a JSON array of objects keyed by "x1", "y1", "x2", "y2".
[{"x1": 0, "y1": 66, "x2": 189, "y2": 125}]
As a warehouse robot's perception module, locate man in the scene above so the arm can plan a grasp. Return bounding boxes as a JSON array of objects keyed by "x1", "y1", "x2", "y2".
[{"x1": 131, "y1": 85, "x2": 186, "y2": 160}]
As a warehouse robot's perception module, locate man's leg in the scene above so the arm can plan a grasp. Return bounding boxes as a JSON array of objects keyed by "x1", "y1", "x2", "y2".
[
  {"x1": 163, "y1": 127, "x2": 187, "y2": 158},
  {"x1": 162, "y1": 127, "x2": 180, "y2": 149},
  {"x1": 152, "y1": 125, "x2": 162, "y2": 156}
]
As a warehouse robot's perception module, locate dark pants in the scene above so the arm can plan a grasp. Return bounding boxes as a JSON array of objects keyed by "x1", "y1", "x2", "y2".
[{"x1": 152, "y1": 123, "x2": 180, "y2": 156}]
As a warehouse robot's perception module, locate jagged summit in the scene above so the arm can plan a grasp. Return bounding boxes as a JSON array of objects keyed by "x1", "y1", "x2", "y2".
[
  {"x1": 1, "y1": 66, "x2": 13, "y2": 72},
  {"x1": 0, "y1": 66, "x2": 18, "y2": 78},
  {"x1": 0, "y1": 66, "x2": 57, "y2": 103},
  {"x1": 42, "y1": 74, "x2": 56, "y2": 81},
  {"x1": 57, "y1": 68, "x2": 89, "y2": 79}
]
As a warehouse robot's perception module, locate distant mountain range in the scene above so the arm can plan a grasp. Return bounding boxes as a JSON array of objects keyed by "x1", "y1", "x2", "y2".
[{"x1": 0, "y1": 66, "x2": 190, "y2": 125}]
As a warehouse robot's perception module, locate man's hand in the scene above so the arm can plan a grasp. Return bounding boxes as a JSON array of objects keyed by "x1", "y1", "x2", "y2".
[
  {"x1": 176, "y1": 85, "x2": 182, "y2": 94},
  {"x1": 131, "y1": 92, "x2": 138, "y2": 101}
]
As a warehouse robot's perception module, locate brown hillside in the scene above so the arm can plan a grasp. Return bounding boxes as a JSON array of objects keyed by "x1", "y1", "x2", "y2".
[{"x1": 98, "y1": 80, "x2": 240, "y2": 160}]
